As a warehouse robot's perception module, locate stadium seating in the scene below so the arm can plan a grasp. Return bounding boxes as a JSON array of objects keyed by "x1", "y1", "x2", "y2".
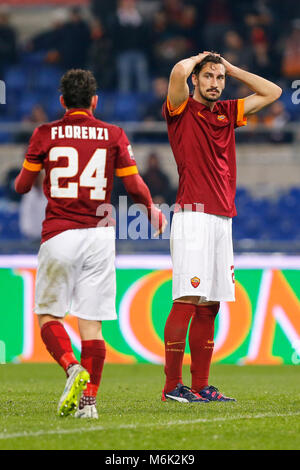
[
  {"x1": 0, "y1": 186, "x2": 299, "y2": 249},
  {"x1": 2, "y1": 59, "x2": 299, "y2": 126},
  {"x1": 2, "y1": 62, "x2": 148, "y2": 123},
  {"x1": 0, "y1": 207, "x2": 21, "y2": 240},
  {"x1": 0, "y1": 59, "x2": 299, "y2": 251}
]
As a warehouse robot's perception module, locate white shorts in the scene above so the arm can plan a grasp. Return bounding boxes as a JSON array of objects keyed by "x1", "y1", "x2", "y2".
[
  {"x1": 170, "y1": 212, "x2": 235, "y2": 302},
  {"x1": 35, "y1": 226, "x2": 117, "y2": 321}
]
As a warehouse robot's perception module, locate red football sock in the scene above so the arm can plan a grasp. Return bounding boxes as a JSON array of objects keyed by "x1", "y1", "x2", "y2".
[
  {"x1": 189, "y1": 303, "x2": 219, "y2": 392},
  {"x1": 81, "y1": 340, "x2": 106, "y2": 397},
  {"x1": 40, "y1": 320, "x2": 79, "y2": 373},
  {"x1": 164, "y1": 302, "x2": 196, "y2": 393}
]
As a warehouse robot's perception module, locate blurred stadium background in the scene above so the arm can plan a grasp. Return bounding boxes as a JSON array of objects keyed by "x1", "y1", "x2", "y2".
[{"x1": 0, "y1": 0, "x2": 299, "y2": 367}]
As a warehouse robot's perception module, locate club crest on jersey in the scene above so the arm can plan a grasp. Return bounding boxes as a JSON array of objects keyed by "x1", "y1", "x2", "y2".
[
  {"x1": 191, "y1": 276, "x2": 200, "y2": 288},
  {"x1": 217, "y1": 114, "x2": 227, "y2": 122}
]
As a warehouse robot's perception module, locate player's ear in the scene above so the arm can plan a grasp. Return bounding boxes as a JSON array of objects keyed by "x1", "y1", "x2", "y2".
[
  {"x1": 60, "y1": 95, "x2": 67, "y2": 109},
  {"x1": 191, "y1": 73, "x2": 198, "y2": 87},
  {"x1": 91, "y1": 95, "x2": 98, "y2": 110}
]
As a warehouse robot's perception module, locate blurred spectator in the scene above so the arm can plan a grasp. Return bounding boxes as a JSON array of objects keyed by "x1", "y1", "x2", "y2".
[
  {"x1": 88, "y1": 18, "x2": 114, "y2": 91},
  {"x1": 91, "y1": 0, "x2": 117, "y2": 28},
  {"x1": 19, "y1": 172, "x2": 47, "y2": 241},
  {"x1": 61, "y1": 7, "x2": 91, "y2": 70},
  {"x1": 15, "y1": 104, "x2": 49, "y2": 143},
  {"x1": 150, "y1": 9, "x2": 193, "y2": 78},
  {"x1": 281, "y1": 19, "x2": 300, "y2": 80},
  {"x1": 143, "y1": 76, "x2": 168, "y2": 121},
  {"x1": 251, "y1": 39, "x2": 279, "y2": 81},
  {"x1": 28, "y1": 8, "x2": 68, "y2": 65},
  {"x1": 29, "y1": 7, "x2": 91, "y2": 70},
  {"x1": 202, "y1": 0, "x2": 234, "y2": 51},
  {"x1": 161, "y1": 0, "x2": 185, "y2": 26},
  {"x1": 243, "y1": 0, "x2": 273, "y2": 29},
  {"x1": 0, "y1": 5, "x2": 17, "y2": 76},
  {"x1": 263, "y1": 101, "x2": 292, "y2": 143},
  {"x1": 240, "y1": 0, "x2": 276, "y2": 47},
  {"x1": 142, "y1": 152, "x2": 173, "y2": 204},
  {"x1": 110, "y1": 0, "x2": 150, "y2": 93},
  {"x1": 149, "y1": 10, "x2": 169, "y2": 76},
  {"x1": 222, "y1": 30, "x2": 251, "y2": 70},
  {"x1": 23, "y1": 104, "x2": 48, "y2": 125},
  {"x1": 178, "y1": 4, "x2": 200, "y2": 52}
]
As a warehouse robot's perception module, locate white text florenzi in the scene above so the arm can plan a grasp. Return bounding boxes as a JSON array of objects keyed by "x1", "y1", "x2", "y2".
[{"x1": 51, "y1": 126, "x2": 109, "y2": 141}]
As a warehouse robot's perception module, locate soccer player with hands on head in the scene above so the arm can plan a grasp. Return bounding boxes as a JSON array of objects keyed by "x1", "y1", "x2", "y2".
[
  {"x1": 162, "y1": 51, "x2": 282, "y2": 403},
  {"x1": 15, "y1": 69, "x2": 167, "y2": 419}
]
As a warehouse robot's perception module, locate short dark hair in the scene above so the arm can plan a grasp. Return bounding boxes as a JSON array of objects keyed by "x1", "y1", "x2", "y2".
[
  {"x1": 60, "y1": 69, "x2": 98, "y2": 109},
  {"x1": 192, "y1": 54, "x2": 224, "y2": 77}
]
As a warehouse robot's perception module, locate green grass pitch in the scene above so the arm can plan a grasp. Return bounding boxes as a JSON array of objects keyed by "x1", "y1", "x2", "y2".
[{"x1": 0, "y1": 363, "x2": 299, "y2": 450}]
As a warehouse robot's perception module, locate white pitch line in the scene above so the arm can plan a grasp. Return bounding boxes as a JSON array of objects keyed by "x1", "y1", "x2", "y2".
[{"x1": 1, "y1": 411, "x2": 300, "y2": 441}]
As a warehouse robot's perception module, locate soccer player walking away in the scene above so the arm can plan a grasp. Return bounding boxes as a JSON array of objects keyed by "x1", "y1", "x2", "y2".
[
  {"x1": 162, "y1": 52, "x2": 282, "y2": 403},
  {"x1": 15, "y1": 69, "x2": 167, "y2": 418}
]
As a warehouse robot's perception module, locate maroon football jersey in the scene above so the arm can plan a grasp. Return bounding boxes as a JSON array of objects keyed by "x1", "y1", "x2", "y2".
[
  {"x1": 162, "y1": 96, "x2": 247, "y2": 217},
  {"x1": 23, "y1": 109, "x2": 138, "y2": 243}
]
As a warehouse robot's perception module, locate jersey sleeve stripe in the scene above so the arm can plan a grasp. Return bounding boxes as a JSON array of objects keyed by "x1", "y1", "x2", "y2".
[
  {"x1": 23, "y1": 159, "x2": 43, "y2": 172},
  {"x1": 236, "y1": 99, "x2": 247, "y2": 127},
  {"x1": 167, "y1": 96, "x2": 189, "y2": 116},
  {"x1": 115, "y1": 165, "x2": 138, "y2": 177}
]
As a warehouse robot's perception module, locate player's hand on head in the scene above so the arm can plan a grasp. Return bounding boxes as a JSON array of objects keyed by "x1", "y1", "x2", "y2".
[
  {"x1": 219, "y1": 56, "x2": 235, "y2": 75},
  {"x1": 203, "y1": 51, "x2": 221, "y2": 56},
  {"x1": 192, "y1": 51, "x2": 221, "y2": 66},
  {"x1": 193, "y1": 52, "x2": 210, "y2": 63}
]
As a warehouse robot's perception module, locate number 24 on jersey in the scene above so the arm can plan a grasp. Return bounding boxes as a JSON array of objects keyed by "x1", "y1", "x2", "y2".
[{"x1": 49, "y1": 146, "x2": 107, "y2": 200}]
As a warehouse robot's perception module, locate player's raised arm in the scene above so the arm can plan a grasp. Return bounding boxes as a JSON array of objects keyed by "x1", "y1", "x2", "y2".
[
  {"x1": 221, "y1": 57, "x2": 282, "y2": 116},
  {"x1": 168, "y1": 53, "x2": 211, "y2": 109}
]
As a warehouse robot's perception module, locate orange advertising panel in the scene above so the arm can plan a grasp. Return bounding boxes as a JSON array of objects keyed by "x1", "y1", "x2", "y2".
[{"x1": 0, "y1": 255, "x2": 299, "y2": 365}]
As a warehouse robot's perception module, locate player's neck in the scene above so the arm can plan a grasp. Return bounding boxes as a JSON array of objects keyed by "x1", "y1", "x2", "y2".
[
  {"x1": 193, "y1": 92, "x2": 216, "y2": 111},
  {"x1": 66, "y1": 107, "x2": 94, "y2": 114},
  {"x1": 193, "y1": 97, "x2": 216, "y2": 111}
]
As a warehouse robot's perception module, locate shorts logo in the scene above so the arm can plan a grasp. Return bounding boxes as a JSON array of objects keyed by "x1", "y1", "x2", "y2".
[
  {"x1": 231, "y1": 265, "x2": 235, "y2": 284},
  {"x1": 191, "y1": 276, "x2": 200, "y2": 288},
  {"x1": 217, "y1": 114, "x2": 227, "y2": 121}
]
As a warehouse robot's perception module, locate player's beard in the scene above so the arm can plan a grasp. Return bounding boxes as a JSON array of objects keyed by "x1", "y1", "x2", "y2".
[{"x1": 199, "y1": 87, "x2": 221, "y2": 103}]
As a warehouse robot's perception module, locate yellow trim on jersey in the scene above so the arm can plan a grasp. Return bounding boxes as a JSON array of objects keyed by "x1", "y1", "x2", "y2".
[
  {"x1": 236, "y1": 99, "x2": 247, "y2": 127},
  {"x1": 167, "y1": 96, "x2": 189, "y2": 116},
  {"x1": 23, "y1": 159, "x2": 42, "y2": 172},
  {"x1": 69, "y1": 111, "x2": 89, "y2": 116},
  {"x1": 115, "y1": 165, "x2": 138, "y2": 177}
]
